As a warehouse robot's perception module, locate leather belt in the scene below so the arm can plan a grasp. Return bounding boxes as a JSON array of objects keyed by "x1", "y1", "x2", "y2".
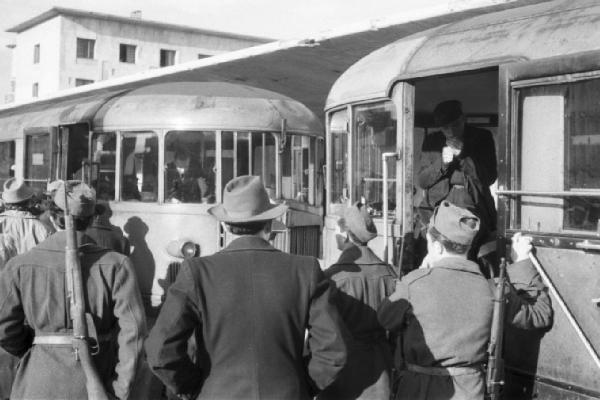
[
  {"x1": 33, "y1": 331, "x2": 113, "y2": 345},
  {"x1": 406, "y1": 363, "x2": 483, "y2": 376}
]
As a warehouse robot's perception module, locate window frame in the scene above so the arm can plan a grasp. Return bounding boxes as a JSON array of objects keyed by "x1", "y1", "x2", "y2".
[
  {"x1": 76, "y1": 38, "x2": 95, "y2": 59},
  {"x1": 159, "y1": 49, "x2": 177, "y2": 67},
  {"x1": 32, "y1": 82, "x2": 38, "y2": 97},
  {"x1": 119, "y1": 43, "x2": 137, "y2": 64},
  {"x1": 499, "y1": 53, "x2": 600, "y2": 248},
  {"x1": 33, "y1": 44, "x2": 40, "y2": 64}
]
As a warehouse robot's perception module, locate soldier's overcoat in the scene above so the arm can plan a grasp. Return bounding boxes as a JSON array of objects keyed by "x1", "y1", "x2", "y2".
[
  {"x1": 378, "y1": 257, "x2": 552, "y2": 400},
  {"x1": 0, "y1": 231, "x2": 147, "y2": 400}
]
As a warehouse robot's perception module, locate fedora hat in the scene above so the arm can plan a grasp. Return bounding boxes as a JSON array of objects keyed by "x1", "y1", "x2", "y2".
[
  {"x1": 2, "y1": 178, "x2": 34, "y2": 204},
  {"x1": 433, "y1": 100, "x2": 463, "y2": 127},
  {"x1": 209, "y1": 175, "x2": 287, "y2": 223},
  {"x1": 338, "y1": 202, "x2": 377, "y2": 244}
]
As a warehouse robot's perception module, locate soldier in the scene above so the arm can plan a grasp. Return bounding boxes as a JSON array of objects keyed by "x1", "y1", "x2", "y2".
[
  {"x1": 317, "y1": 202, "x2": 396, "y2": 400},
  {"x1": 86, "y1": 202, "x2": 131, "y2": 255},
  {"x1": 0, "y1": 178, "x2": 54, "y2": 254},
  {"x1": 146, "y1": 175, "x2": 348, "y2": 400},
  {"x1": 0, "y1": 180, "x2": 147, "y2": 400},
  {"x1": 378, "y1": 201, "x2": 553, "y2": 400}
]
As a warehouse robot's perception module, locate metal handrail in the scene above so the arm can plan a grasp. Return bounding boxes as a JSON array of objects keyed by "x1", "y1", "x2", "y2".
[{"x1": 497, "y1": 190, "x2": 600, "y2": 198}]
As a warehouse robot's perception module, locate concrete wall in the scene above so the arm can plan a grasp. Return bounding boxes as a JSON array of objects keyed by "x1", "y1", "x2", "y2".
[
  {"x1": 12, "y1": 17, "x2": 62, "y2": 102},
  {"x1": 12, "y1": 14, "x2": 267, "y2": 102}
]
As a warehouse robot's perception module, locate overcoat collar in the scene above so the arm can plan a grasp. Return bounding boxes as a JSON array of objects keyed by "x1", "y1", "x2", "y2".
[
  {"x1": 222, "y1": 236, "x2": 278, "y2": 252},
  {"x1": 34, "y1": 230, "x2": 101, "y2": 253},
  {"x1": 431, "y1": 256, "x2": 482, "y2": 276},
  {"x1": 336, "y1": 242, "x2": 385, "y2": 265}
]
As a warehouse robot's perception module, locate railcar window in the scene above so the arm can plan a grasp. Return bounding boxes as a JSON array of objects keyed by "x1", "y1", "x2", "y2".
[
  {"x1": 121, "y1": 132, "x2": 158, "y2": 202},
  {"x1": 91, "y1": 132, "x2": 116, "y2": 201},
  {"x1": 353, "y1": 102, "x2": 397, "y2": 217},
  {"x1": 0, "y1": 141, "x2": 15, "y2": 190},
  {"x1": 24, "y1": 133, "x2": 51, "y2": 195},
  {"x1": 514, "y1": 79, "x2": 600, "y2": 234},
  {"x1": 329, "y1": 109, "x2": 349, "y2": 212},
  {"x1": 281, "y1": 135, "x2": 317, "y2": 205},
  {"x1": 249, "y1": 132, "x2": 276, "y2": 197},
  {"x1": 164, "y1": 131, "x2": 215, "y2": 204}
]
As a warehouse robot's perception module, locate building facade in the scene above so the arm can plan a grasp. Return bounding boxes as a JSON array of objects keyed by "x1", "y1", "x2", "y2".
[{"x1": 6, "y1": 8, "x2": 271, "y2": 102}]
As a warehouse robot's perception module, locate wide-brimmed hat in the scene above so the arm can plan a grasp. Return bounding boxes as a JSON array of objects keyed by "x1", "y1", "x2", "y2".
[
  {"x1": 208, "y1": 175, "x2": 287, "y2": 223},
  {"x1": 50, "y1": 180, "x2": 96, "y2": 217},
  {"x1": 429, "y1": 201, "x2": 479, "y2": 245},
  {"x1": 433, "y1": 100, "x2": 463, "y2": 127},
  {"x1": 338, "y1": 202, "x2": 377, "y2": 244},
  {"x1": 2, "y1": 178, "x2": 34, "y2": 204}
]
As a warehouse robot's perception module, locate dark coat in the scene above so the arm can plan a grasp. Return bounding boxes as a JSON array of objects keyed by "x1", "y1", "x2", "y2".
[
  {"x1": 378, "y1": 257, "x2": 552, "y2": 400},
  {"x1": 0, "y1": 231, "x2": 147, "y2": 400},
  {"x1": 86, "y1": 222, "x2": 131, "y2": 255},
  {"x1": 145, "y1": 236, "x2": 348, "y2": 400},
  {"x1": 317, "y1": 243, "x2": 396, "y2": 400},
  {"x1": 417, "y1": 126, "x2": 497, "y2": 231}
]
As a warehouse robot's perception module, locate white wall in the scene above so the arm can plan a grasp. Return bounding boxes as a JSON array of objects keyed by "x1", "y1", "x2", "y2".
[{"x1": 12, "y1": 17, "x2": 62, "y2": 102}]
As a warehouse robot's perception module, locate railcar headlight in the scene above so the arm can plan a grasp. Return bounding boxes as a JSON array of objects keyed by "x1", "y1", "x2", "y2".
[{"x1": 166, "y1": 238, "x2": 200, "y2": 259}]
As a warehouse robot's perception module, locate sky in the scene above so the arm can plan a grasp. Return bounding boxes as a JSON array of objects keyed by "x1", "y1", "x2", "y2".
[{"x1": 0, "y1": 0, "x2": 459, "y2": 99}]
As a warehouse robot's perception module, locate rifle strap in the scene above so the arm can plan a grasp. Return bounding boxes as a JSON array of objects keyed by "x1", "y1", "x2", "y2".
[{"x1": 406, "y1": 363, "x2": 484, "y2": 376}]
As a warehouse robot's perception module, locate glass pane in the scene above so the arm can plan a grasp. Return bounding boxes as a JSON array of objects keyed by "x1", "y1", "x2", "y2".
[
  {"x1": 221, "y1": 132, "x2": 251, "y2": 191},
  {"x1": 353, "y1": 101, "x2": 397, "y2": 217},
  {"x1": 121, "y1": 132, "x2": 158, "y2": 202},
  {"x1": 0, "y1": 141, "x2": 15, "y2": 190},
  {"x1": 515, "y1": 78, "x2": 600, "y2": 234},
  {"x1": 329, "y1": 109, "x2": 348, "y2": 209},
  {"x1": 250, "y1": 132, "x2": 276, "y2": 198},
  {"x1": 25, "y1": 133, "x2": 51, "y2": 195},
  {"x1": 282, "y1": 135, "x2": 311, "y2": 203},
  {"x1": 91, "y1": 132, "x2": 116, "y2": 201},
  {"x1": 165, "y1": 131, "x2": 216, "y2": 204}
]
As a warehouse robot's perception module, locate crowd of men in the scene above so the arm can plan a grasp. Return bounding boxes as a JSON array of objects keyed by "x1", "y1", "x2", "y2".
[{"x1": 0, "y1": 100, "x2": 553, "y2": 400}]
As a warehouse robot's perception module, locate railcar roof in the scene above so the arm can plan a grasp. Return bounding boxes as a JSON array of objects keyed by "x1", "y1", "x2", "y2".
[
  {"x1": 0, "y1": 0, "x2": 549, "y2": 121},
  {"x1": 93, "y1": 82, "x2": 323, "y2": 135},
  {"x1": 326, "y1": 0, "x2": 600, "y2": 109}
]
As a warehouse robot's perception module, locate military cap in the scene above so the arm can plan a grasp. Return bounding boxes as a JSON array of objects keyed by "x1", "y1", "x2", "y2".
[
  {"x1": 2, "y1": 178, "x2": 34, "y2": 204},
  {"x1": 338, "y1": 202, "x2": 377, "y2": 244},
  {"x1": 50, "y1": 180, "x2": 96, "y2": 217},
  {"x1": 429, "y1": 201, "x2": 479, "y2": 245},
  {"x1": 433, "y1": 100, "x2": 463, "y2": 127}
]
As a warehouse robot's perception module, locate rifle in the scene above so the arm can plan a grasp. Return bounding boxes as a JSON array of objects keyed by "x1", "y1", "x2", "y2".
[
  {"x1": 63, "y1": 182, "x2": 111, "y2": 400},
  {"x1": 486, "y1": 256, "x2": 507, "y2": 400}
]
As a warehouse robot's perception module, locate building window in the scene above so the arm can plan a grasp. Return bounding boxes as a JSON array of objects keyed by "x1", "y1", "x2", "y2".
[
  {"x1": 76, "y1": 38, "x2": 95, "y2": 59},
  {"x1": 33, "y1": 44, "x2": 40, "y2": 64},
  {"x1": 75, "y1": 78, "x2": 94, "y2": 87},
  {"x1": 32, "y1": 83, "x2": 38, "y2": 97},
  {"x1": 198, "y1": 54, "x2": 209, "y2": 59},
  {"x1": 160, "y1": 49, "x2": 176, "y2": 67},
  {"x1": 119, "y1": 44, "x2": 136, "y2": 63}
]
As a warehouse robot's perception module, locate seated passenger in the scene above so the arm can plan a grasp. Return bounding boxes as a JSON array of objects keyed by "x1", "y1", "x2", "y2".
[
  {"x1": 378, "y1": 201, "x2": 553, "y2": 400},
  {"x1": 165, "y1": 147, "x2": 213, "y2": 203}
]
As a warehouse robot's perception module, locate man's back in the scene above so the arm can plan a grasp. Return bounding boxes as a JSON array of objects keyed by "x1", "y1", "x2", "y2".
[
  {"x1": 0, "y1": 209, "x2": 54, "y2": 254},
  {"x1": 146, "y1": 236, "x2": 347, "y2": 400}
]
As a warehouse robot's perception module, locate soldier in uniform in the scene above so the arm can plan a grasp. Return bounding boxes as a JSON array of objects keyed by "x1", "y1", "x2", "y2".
[
  {"x1": 0, "y1": 180, "x2": 147, "y2": 400},
  {"x1": 378, "y1": 201, "x2": 553, "y2": 400},
  {"x1": 318, "y1": 202, "x2": 396, "y2": 400},
  {"x1": 146, "y1": 175, "x2": 348, "y2": 400}
]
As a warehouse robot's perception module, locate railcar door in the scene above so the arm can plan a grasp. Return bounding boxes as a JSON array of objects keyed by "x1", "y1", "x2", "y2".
[{"x1": 498, "y1": 53, "x2": 600, "y2": 399}]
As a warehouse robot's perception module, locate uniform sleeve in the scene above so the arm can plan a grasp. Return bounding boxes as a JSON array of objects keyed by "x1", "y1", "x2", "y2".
[
  {"x1": 377, "y1": 281, "x2": 411, "y2": 333},
  {"x1": 111, "y1": 257, "x2": 148, "y2": 400},
  {"x1": 145, "y1": 261, "x2": 203, "y2": 398},
  {"x1": 418, "y1": 141, "x2": 449, "y2": 190},
  {"x1": 505, "y1": 259, "x2": 553, "y2": 329},
  {"x1": 305, "y1": 261, "x2": 348, "y2": 392},
  {"x1": 0, "y1": 263, "x2": 28, "y2": 357}
]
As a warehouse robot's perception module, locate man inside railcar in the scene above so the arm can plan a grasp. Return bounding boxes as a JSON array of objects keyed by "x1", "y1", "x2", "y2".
[
  {"x1": 416, "y1": 100, "x2": 497, "y2": 275},
  {"x1": 165, "y1": 141, "x2": 214, "y2": 204}
]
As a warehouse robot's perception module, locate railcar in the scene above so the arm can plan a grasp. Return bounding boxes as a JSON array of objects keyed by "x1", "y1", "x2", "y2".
[
  {"x1": 0, "y1": 81, "x2": 324, "y2": 309},
  {"x1": 323, "y1": 0, "x2": 600, "y2": 397}
]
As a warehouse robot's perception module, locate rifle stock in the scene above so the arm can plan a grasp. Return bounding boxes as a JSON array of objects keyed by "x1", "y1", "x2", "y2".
[
  {"x1": 486, "y1": 257, "x2": 507, "y2": 400},
  {"x1": 64, "y1": 184, "x2": 110, "y2": 400}
]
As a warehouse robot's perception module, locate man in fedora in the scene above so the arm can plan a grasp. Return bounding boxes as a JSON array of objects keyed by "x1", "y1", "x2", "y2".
[
  {"x1": 0, "y1": 180, "x2": 147, "y2": 400},
  {"x1": 317, "y1": 202, "x2": 396, "y2": 400},
  {"x1": 0, "y1": 178, "x2": 54, "y2": 255},
  {"x1": 417, "y1": 100, "x2": 497, "y2": 275},
  {"x1": 146, "y1": 175, "x2": 348, "y2": 400},
  {"x1": 378, "y1": 201, "x2": 552, "y2": 400}
]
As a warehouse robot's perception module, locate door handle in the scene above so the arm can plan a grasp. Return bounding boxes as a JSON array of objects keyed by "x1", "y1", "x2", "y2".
[{"x1": 575, "y1": 240, "x2": 600, "y2": 251}]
